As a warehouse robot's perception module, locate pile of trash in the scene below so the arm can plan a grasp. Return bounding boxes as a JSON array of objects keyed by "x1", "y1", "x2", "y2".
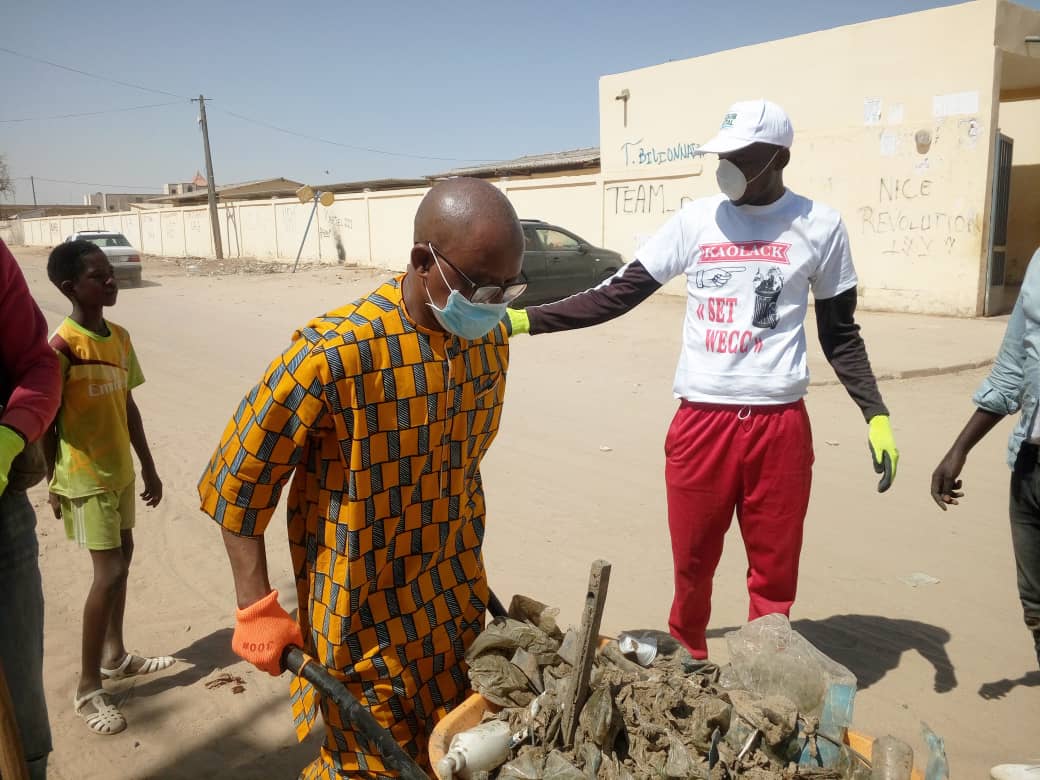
[{"x1": 437, "y1": 597, "x2": 941, "y2": 780}]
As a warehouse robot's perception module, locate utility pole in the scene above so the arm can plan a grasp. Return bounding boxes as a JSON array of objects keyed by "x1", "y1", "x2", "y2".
[
  {"x1": 30, "y1": 175, "x2": 37, "y2": 206},
  {"x1": 192, "y1": 95, "x2": 223, "y2": 259}
]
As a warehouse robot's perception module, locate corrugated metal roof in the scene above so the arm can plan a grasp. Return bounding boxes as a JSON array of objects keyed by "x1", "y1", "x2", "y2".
[
  {"x1": 318, "y1": 178, "x2": 429, "y2": 194},
  {"x1": 432, "y1": 147, "x2": 600, "y2": 178}
]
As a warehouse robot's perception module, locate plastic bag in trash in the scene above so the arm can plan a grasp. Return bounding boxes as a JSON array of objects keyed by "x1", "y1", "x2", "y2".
[
  {"x1": 720, "y1": 614, "x2": 856, "y2": 715},
  {"x1": 499, "y1": 747, "x2": 620, "y2": 780},
  {"x1": 543, "y1": 750, "x2": 586, "y2": 779},
  {"x1": 466, "y1": 617, "x2": 560, "y2": 663},
  {"x1": 725, "y1": 690, "x2": 798, "y2": 749},
  {"x1": 497, "y1": 752, "x2": 543, "y2": 779},
  {"x1": 468, "y1": 654, "x2": 536, "y2": 707},
  {"x1": 508, "y1": 595, "x2": 564, "y2": 640},
  {"x1": 663, "y1": 733, "x2": 698, "y2": 779},
  {"x1": 577, "y1": 683, "x2": 622, "y2": 750}
]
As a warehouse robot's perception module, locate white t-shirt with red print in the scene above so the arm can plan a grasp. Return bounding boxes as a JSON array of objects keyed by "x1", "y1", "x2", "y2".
[{"x1": 635, "y1": 189, "x2": 858, "y2": 405}]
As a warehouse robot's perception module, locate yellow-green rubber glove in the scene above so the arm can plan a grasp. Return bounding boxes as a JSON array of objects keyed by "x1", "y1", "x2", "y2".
[
  {"x1": 868, "y1": 415, "x2": 898, "y2": 493},
  {"x1": 0, "y1": 424, "x2": 26, "y2": 498},
  {"x1": 506, "y1": 308, "x2": 530, "y2": 336}
]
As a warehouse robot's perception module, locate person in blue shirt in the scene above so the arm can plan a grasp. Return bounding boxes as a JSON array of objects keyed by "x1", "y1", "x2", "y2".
[
  {"x1": 932, "y1": 250, "x2": 1040, "y2": 780},
  {"x1": 932, "y1": 248, "x2": 1040, "y2": 672}
]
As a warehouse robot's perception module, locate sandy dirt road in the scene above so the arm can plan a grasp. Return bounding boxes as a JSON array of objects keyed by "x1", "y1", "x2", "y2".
[{"x1": 9, "y1": 245, "x2": 1037, "y2": 778}]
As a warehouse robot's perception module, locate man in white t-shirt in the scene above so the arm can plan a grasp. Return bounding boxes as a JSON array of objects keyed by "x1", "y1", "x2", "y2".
[{"x1": 507, "y1": 99, "x2": 899, "y2": 659}]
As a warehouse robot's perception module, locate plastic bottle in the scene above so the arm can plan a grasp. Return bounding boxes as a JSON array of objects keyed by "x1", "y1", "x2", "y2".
[
  {"x1": 871, "y1": 735, "x2": 914, "y2": 780},
  {"x1": 435, "y1": 719, "x2": 513, "y2": 780},
  {"x1": 921, "y1": 722, "x2": 950, "y2": 780}
]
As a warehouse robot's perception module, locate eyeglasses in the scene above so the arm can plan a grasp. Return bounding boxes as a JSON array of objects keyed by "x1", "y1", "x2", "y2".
[{"x1": 428, "y1": 243, "x2": 527, "y2": 304}]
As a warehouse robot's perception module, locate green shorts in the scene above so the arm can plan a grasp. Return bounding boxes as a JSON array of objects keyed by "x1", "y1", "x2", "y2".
[{"x1": 61, "y1": 481, "x2": 136, "y2": 551}]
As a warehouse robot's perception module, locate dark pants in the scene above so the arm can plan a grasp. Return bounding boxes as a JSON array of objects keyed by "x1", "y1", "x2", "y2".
[
  {"x1": 1009, "y1": 443, "x2": 1040, "y2": 667},
  {"x1": 0, "y1": 490, "x2": 51, "y2": 779}
]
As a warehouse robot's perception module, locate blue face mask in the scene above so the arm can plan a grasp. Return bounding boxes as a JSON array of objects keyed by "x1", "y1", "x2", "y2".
[{"x1": 425, "y1": 249, "x2": 508, "y2": 340}]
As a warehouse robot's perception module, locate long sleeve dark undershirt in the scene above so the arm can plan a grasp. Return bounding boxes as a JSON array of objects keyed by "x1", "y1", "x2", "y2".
[
  {"x1": 526, "y1": 261, "x2": 888, "y2": 421},
  {"x1": 527, "y1": 261, "x2": 661, "y2": 334},
  {"x1": 815, "y1": 287, "x2": 888, "y2": 421}
]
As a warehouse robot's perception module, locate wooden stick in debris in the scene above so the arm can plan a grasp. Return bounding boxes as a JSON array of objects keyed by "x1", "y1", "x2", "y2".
[{"x1": 562, "y1": 559, "x2": 611, "y2": 748}]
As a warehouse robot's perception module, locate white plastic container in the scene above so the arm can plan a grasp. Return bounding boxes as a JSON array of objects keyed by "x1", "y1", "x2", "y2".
[{"x1": 435, "y1": 719, "x2": 513, "y2": 780}]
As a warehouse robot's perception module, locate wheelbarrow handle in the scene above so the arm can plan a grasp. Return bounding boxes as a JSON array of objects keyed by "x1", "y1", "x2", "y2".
[
  {"x1": 487, "y1": 589, "x2": 507, "y2": 619},
  {"x1": 282, "y1": 646, "x2": 430, "y2": 780}
]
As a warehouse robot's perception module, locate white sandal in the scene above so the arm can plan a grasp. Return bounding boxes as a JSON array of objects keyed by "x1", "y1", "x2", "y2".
[
  {"x1": 100, "y1": 653, "x2": 175, "y2": 680},
  {"x1": 74, "y1": 689, "x2": 127, "y2": 735}
]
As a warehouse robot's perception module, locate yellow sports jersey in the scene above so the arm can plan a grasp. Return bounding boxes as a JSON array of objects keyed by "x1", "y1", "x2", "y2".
[
  {"x1": 198, "y1": 276, "x2": 509, "y2": 778},
  {"x1": 50, "y1": 318, "x2": 143, "y2": 498}
]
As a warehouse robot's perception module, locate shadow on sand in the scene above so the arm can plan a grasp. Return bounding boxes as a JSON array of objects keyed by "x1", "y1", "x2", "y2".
[{"x1": 707, "y1": 613, "x2": 957, "y2": 693}]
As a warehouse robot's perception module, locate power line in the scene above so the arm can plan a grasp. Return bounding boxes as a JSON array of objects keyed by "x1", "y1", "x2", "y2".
[
  {"x1": 218, "y1": 108, "x2": 491, "y2": 163},
  {"x1": 15, "y1": 176, "x2": 160, "y2": 191},
  {"x1": 1, "y1": 44, "x2": 493, "y2": 164},
  {"x1": 0, "y1": 46, "x2": 187, "y2": 99},
  {"x1": 0, "y1": 100, "x2": 185, "y2": 123}
]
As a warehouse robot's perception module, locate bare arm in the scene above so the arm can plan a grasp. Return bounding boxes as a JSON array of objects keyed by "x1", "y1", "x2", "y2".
[
  {"x1": 934, "y1": 263, "x2": 1035, "y2": 510},
  {"x1": 221, "y1": 527, "x2": 274, "y2": 609},
  {"x1": 930, "y1": 409, "x2": 1005, "y2": 510},
  {"x1": 127, "y1": 390, "x2": 162, "y2": 506}
]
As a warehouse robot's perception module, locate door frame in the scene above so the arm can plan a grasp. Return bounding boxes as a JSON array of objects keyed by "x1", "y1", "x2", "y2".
[{"x1": 985, "y1": 132, "x2": 1014, "y2": 316}]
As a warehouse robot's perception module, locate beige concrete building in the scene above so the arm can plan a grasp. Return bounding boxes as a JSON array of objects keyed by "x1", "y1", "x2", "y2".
[
  {"x1": 20, "y1": 1, "x2": 1040, "y2": 316},
  {"x1": 83, "y1": 191, "x2": 162, "y2": 211},
  {"x1": 598, "y1": 0, "x2": 1040, "y2": 315}
]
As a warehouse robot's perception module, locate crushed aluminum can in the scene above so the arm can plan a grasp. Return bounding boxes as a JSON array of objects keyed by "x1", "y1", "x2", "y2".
[{"x1": 617, "y1": 632, "x2": 658, "y2": 667}]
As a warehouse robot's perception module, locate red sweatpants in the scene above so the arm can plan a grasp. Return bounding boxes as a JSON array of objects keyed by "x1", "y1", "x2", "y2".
[{"x1": 665, "y1": 400, "x2": 814, "y2": 659}]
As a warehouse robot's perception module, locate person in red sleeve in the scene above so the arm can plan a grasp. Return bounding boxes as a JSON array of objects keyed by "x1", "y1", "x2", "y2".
[
  {"x1": 0, "y1": 238, "x2": 62, "y2": 779},
  {"x1": 507, "y1": 100, "x2": 899, "y2": 660}
]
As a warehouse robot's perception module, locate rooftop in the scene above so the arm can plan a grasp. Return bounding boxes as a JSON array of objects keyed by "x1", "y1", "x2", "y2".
[
  {"x1": 147, "y1": 177, "x2": 305, "y2": 204},
  {"x1": 431, "y1": 147, "x2": 600, "y2": 178},
  {"x1": 317, "y1": 178, "x2": 429, "y2": 194}
]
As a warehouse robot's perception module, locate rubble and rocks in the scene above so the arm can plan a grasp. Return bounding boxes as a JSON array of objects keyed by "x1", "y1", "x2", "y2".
[{"x1": 458, "y1": 599, "x2": 869, "y2": 780}]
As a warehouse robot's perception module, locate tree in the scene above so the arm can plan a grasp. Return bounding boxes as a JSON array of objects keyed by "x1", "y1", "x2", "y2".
[{"x1": 0, "y1": 155, "x2": 12, "y2": 201}]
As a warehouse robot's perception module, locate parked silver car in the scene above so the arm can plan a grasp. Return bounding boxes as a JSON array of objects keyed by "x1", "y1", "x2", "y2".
[{"x1": 64, "y1": 231, "x2": 143, "y2": 286}]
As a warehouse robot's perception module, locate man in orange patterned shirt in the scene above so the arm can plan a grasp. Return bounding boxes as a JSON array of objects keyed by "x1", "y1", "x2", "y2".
[{"x1": 198, "y1": 177, "x2": 527, "y2": 778}]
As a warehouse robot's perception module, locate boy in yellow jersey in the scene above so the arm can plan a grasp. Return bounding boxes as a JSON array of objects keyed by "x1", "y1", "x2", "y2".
[{"x1": 44, "y1": 240, "x2": 173, "y2": 736}]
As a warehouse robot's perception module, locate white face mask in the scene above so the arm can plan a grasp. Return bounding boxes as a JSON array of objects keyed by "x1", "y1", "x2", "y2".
[{"x1": 716, "y1": 149, "x2": 780, "y2": 201}]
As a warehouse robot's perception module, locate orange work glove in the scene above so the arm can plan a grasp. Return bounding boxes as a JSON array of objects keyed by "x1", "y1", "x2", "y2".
[{"x1": 232, "y1": 589, "x2": 303, "y2": 676}]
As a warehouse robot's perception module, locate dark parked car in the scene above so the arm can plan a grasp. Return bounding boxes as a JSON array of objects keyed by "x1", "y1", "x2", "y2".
[{"x1": 516, "y1": 219, "x2": 624, "y2": 306}]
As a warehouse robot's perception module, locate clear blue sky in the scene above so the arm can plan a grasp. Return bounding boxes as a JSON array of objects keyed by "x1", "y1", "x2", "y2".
[{"x1": 3, "y1": 0, "x2": 1038, "y2": 204}]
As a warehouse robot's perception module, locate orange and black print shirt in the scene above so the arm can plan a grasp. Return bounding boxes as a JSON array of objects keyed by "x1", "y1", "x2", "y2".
[{"x1": 198, "y1": 276, "x2": 508, "y2": 770}]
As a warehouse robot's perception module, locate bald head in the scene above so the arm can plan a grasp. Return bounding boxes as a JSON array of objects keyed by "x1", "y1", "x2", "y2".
[
  {"x1": 414, "y1": 178, "x2": 523, "y2": 267},
  {"x1": 404, "y1": 177, "x2": 525, "y2": 332}
]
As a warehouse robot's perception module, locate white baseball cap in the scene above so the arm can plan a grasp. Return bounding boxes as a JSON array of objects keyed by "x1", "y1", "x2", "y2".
[{"x1": 696, "y1": 99, "x2": 794, "y2": 155}]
